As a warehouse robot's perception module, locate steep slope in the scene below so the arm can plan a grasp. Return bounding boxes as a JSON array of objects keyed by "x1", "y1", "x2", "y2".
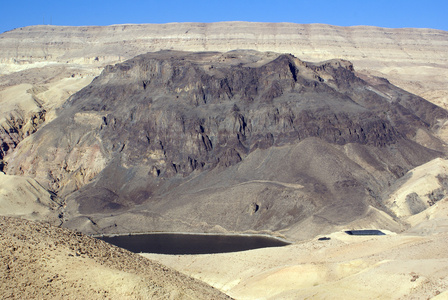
[
  {"x1": 0, "y1": 216, "x2": 230, "y2": 299},
  {"x1": 0, "y1": 65, "x2": 100, "y2": 169},
  {"x1": 5, "y1": 50, "x2": 447, "y2": 239},
  {"x1": 0, "y1": 84, "x2": 45, "y2": 163}
]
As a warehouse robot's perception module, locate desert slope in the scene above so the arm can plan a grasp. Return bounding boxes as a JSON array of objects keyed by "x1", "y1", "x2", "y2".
[
  {"x1": 0, "y1": 216, "x2": 230, "y2": 299},
  {"x1": 0, "y1": 172, "x2": 61, "y2": 223},
  {"x1": 142, "y1": 161, "x2": 448, "y2": 299},
  {"x1": 1, "y1": 21, "x2": 448, "y2": 300}
]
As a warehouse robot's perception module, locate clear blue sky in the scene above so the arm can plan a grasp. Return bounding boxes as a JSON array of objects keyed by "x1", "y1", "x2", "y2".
[{"x1": 1, "y1": 0, "x2": 447, "y2": 34}]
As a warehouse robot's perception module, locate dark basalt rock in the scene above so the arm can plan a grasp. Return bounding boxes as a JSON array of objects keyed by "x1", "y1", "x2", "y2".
[{"x1": 60, "y1": 50, "x2": 445, "y2": 178}]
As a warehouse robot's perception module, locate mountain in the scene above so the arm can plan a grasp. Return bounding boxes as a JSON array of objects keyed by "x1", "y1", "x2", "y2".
[
  {"x1": 1, "y1": 22, "x2": 447, "y2": 101},
  {"x1": 1, "y1": 22, "x2": 447, "y2": 167},
  {"x1": 4, "y1": 50, "x2": 447, "y2": 239},
  {"x1": 1, "y1": 23, "x2": 446, "y2": 76}
]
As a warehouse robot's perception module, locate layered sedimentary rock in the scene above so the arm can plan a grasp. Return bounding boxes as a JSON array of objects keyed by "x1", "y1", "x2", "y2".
[
  {"x1": 4, "y1": 50, "x2": 447, "y2": 239},
  {"x1": 1, "y1": 22, "x2": 447, "y2": 103},
  {"x1": 1, "y1": 22, "x2": 446, "y2": 70},
  {"x1": 0, "y1": 66, "x2": 100, "y2": 170},
  {"x1": 0, "y1": 84, "x2": 46, "y2": 162}
]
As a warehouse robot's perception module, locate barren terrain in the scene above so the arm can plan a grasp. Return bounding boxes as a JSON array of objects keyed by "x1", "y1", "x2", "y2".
[
  {"x1": 1, "y1": 22, "x2": 447, "y2": 105},
  {"x1": 0, "y1": 216, "x2": 230, "y2": 299},
  {"x1": 1, "y1": 22, "x2": 448, "y2": 299},
  {"x1": 4, "y1": 50, "x2": 445, "y2": 240},
  {"x1": 144, "y1": 224, "x2": 448, "y2": 299},
  {"x1": 143, "y1": 158, "x2": 448, "y2": 299}
]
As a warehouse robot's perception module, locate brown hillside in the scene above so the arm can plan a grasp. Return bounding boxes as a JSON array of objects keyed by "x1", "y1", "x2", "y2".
[{"x1": 0, "y1": 216, "x2": 231, "y2": 299}]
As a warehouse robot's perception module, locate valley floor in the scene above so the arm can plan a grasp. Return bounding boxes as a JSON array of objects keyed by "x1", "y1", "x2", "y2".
[{"x1": 143, "y1": 200, "x2": 448, "y2": 299}]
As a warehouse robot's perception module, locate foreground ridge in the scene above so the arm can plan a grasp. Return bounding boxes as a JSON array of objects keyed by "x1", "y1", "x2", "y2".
[{"x1": 0, "y1": 216, "x2": 231, "y2": 299}]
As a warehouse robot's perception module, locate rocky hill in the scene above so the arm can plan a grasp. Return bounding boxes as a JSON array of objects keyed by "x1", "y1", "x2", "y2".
[
  {"x1": 1, "y1": 22, "x2": 447, "y2": 171},
  {"x1": 4, "y1": 50, "x2": 447, "y2": 240},
  {"x1": 1, "y1": 22, "x2": 448, "y2": 299}
]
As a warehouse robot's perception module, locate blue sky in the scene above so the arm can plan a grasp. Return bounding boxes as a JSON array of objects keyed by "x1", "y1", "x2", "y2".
[{"x1": 1, "y1": 0, "x2": 447, "y2": 34}]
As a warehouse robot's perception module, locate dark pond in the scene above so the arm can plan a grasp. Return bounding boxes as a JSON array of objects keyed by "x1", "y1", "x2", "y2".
[{"x1": 98, "y1": 233, "x2": 290, "y2": 255}]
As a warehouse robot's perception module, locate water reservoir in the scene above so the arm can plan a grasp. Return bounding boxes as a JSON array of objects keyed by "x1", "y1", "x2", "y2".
[{"x1": 98, "y1": 233, "x2": 290, "y2": 255}]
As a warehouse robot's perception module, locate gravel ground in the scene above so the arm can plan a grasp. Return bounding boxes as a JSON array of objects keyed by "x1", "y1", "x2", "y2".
[{"x1": 0, "y1": 216, "x2": 231, "y2": 299}]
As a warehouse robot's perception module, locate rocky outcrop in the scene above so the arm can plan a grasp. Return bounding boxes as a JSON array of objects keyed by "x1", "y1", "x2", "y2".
[
  {"x1": 4, "y1": 50, "x2": 447, "y2": 238},
  {"x1": 0, "y1": 110, "x2": 45, "y2": 161},
  {"x1": 0, "y1": 67, "x2": 99, "y2": 171},
  {"x1": 1, "y1": 22, "x2": 447, "y2": 174}
]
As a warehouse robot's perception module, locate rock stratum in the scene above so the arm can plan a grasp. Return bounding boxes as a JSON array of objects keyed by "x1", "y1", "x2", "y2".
[
  {"x1": 3, "y1": 49, "x2": 448, "y2": 240},
  {"x1": 1, "y1": 22, "x2": 447, "y2": 103}
]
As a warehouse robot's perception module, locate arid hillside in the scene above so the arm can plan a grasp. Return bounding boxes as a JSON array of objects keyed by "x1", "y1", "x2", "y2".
[
  {"x1": 1, "y1": 22, "x2": 448, "y2": 175},
  {"x1": 1, "y1": 22, "x2": 447, "y2": 165},
  {"x1": 0, "y1": 216, "x2": 230, "y2": 299},
  {"x1": 1, "y1": 23, "x2": 448, "y2": 239}
]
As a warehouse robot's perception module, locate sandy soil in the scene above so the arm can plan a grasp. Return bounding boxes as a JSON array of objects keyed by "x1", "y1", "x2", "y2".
[
  {"x1": 143, "y1": 200, "x2": 448, "y2": 299},
  {"x1": 0, "y1": 216, "x2": 230, "y2": 299},
  {"x1": 384, "y1": 158, "x2": 448, "y2": 218},
  {"x1": 0, "y1": 172, "x2": 60, "y2": 223}
]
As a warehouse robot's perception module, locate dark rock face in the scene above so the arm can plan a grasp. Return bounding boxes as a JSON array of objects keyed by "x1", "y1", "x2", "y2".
[
  {"x1": 62, "y1": 51, "x2": 441, "y2": 177},
  {"x1": 5, "y1": 50, "x2": 448, "y2": 239}
]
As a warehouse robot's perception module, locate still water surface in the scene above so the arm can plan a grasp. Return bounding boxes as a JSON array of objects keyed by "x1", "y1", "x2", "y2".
[{"x1": 98, "y1": 233, "x2": 290, "y2": 255}]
